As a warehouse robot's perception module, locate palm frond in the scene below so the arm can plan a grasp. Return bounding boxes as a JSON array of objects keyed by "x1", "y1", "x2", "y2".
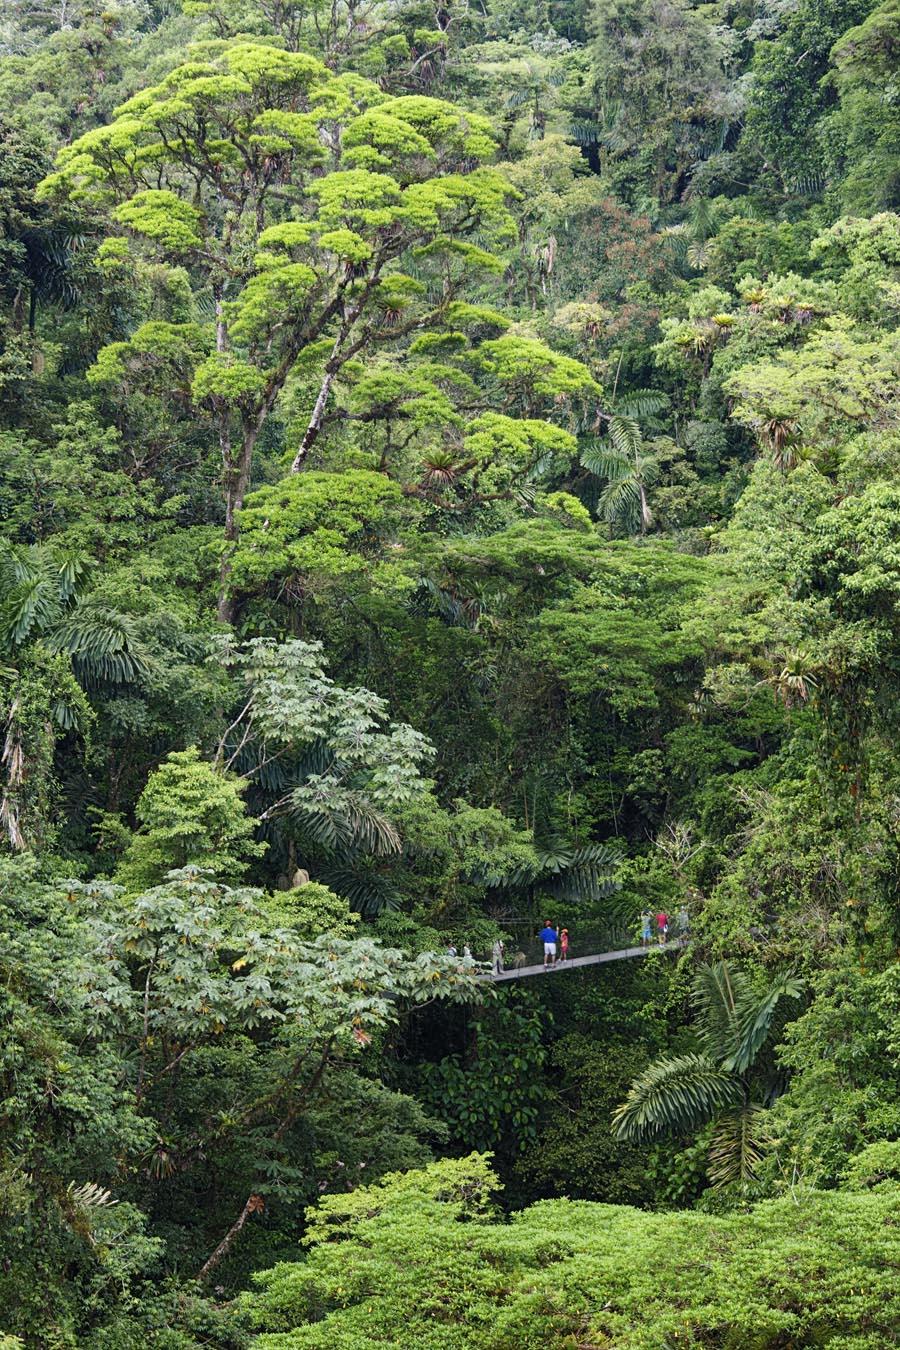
[
  {"x1": 613, "y1": 1053, "x2": 741, "y2": 1142},
  {"x1": 615, "y1": 390, "x2": 670, "y2": 420},
  {"x1": 319, "y1": 865, "x2": 401, "y2": 918},
  {"x1": 580, "y1": 443, "x2": 628, "y2": 480},
  {"x1": 67, "y1": 1180, "x2": 116, "y2": 1209},
  {"x1": 692, "y1": 961, "x2": 751, "y2": 1064},
  {"x1": 608, "y1": 415, "x2": 642, "y2": 456},
  {"x1": 48, "y1": 606, "x2": 154, "y2": 687},
  {"x1": 290, "y1": 794, "x2": 402, "y2": 858},
  {"x1": 693, "y1": 962, "x2": 803, "y2": 1073},
  {"x1": 0, "y1": 574, "x2": 65, "y2": 647},
  {"x1": 542, "y1": 841, "x2": 621, "y2": 902},
  {"x1": 599, "y1": 476, "x2": 641, "y2": 524},
  {"x1": 707, "y1": 1104, "x2": 768, "y2": 1185},
  {"x1": 725, "y1": 970, "x2": 804, "y2": 1074},
  {"x1": 569, "y1": 118, "x2": 601, "y2": 145}
]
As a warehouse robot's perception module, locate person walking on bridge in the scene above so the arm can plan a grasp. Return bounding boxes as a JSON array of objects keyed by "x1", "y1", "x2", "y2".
[
  {"x1": 640, "y1": 910, "x2": 652, "y2": 948},
  {"x1": 656, "y1": 910, "x2": 669, "y2": 946},
  {"x1": 491, "y1": 938, "x2": 505, "y2": 975},
  {"x1": 560, "y1": 927, "x2": 569, "y2": 962},
  {"x1": 539, "y1": 921, "x2": 558, "y2": 969}
]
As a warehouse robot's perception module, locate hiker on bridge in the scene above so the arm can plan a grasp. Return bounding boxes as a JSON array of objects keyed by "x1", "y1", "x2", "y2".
[
  {"x1": 656, "y1": 910, "x2": 669, "y2": 945},
  {"x1": 640, "y1": 910, "x2": 653, "y2": 948},
  {"x1": 539, "y1": 921, "x2": 558, "y2": 969},
  {"x1": 560, "y1": 927, "x2": 569, "y2": 962},
  {"x1": 491, "y1": 938, "x2": 504, "y2": 974}
]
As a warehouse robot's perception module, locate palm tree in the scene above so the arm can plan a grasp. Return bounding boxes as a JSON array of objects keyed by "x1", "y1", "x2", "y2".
[
  {"x1": 613, "y1": 961, "x2": 803, "y2": 1185},
  {"x1": 503, "y1": 59, "x2": 568, "y2": 141},
  {"x1": 0, "y1": 542, "x2": 153, "y2": 848},
  {"x1": 661, "y1": 197, "x2": 721, "y2": 273},
  {"x1": 0, "y1": 543, "x2": 151, "y2": 687},
  {"x1": 581, "y1": 391, "x2": 669, "y2": 535}
]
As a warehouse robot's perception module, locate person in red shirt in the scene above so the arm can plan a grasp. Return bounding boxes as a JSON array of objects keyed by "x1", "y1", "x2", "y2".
[{"x1": 656, "y1": 911, "x2": 669, "y2": 946}]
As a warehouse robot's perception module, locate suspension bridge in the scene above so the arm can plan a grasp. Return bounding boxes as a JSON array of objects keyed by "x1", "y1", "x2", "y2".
[
  {"x1": 483, "y1": 939, "x2": 683, "y2": 981},
  {"x1": 467, "y1": 921, "x2": 686, "y2": 982}
]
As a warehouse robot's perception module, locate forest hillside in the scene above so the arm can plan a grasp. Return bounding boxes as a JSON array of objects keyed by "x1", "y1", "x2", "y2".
[{"x1": 1, "y1": 0, "x2": 900, "y2": 1344}]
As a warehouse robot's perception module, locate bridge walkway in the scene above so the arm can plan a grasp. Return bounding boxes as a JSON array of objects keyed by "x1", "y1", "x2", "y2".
[{"x1": 482, "y1": 940, "x2": 683, "y2": 982}]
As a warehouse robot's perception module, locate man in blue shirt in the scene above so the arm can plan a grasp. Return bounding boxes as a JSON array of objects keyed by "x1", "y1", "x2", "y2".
[{"x1": 539, "y1": 921, "x2": 558, "y2": 969}]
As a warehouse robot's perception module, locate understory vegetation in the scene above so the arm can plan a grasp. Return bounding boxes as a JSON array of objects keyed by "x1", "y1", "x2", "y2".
[{"x1": 1, "y1": 0, "x2": 899, "y2": 1342}]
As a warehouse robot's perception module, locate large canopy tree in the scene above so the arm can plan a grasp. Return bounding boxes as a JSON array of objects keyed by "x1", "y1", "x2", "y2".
[{"x1": 40, "y1": 44, "x2": 515, "y2": 618}]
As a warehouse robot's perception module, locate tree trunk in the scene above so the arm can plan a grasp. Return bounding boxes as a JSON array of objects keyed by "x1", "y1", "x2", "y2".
[
  {"x1": 197, "y1": 1192, "x2": 265, "y2": 1281},
  {"x1": 291, "y1": 364, "x2": 337, "y2": 471},
  {"x1": 217, "y1": 425, "x2": 257, "y2": 625}
]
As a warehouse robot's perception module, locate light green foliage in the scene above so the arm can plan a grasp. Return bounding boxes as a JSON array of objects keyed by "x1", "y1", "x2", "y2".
[
  {"x1": 231, "y1": 471, "x2": 403, "y2": 592},
  {"x1": 116, "y1": 746, "x2": 265, "y2": 890},
  {"x1": 87, "y1": 321, "x2": 210, "y2": 392},
  {"x1": 478, "y1": 334, "x2": 600, "y2": 403},
  {"x1": 844, "y1": 1140, "x2": 900, "y2": 1190},
  {"x1": 725, "y1": 319, "x2": 900, "y2": 454},
  {"x1": 529, "y1": 541, "x2": 708, "y2": 713},
  {"x1": 265, "y1": 880, "x2": 359, "y2": 937},
  {"x1": 241, "y1": 1155, "x2": 900, "y2": 1348},
  {"x1": 538, "y1": 491, "x2": 593, "y2": 530},
  {"x1": 0, "y1": 857, "x2": 484, "y2": 1324},
  {"x1": 211, "y1": 639, "x2": 437, "y2": 909},
  {"x1": 192, "y1": 353, "x2": 270, "y2": 406},
  {"x1": 114, "y1": 190, "x2": 204, "y2": 251},
  {"x1": 810, "y1": 213, "x2": 900, "y2": 322},
  {"x1": 37, "y1": 41, "x2": 518, "y2": 609},
  {"x1": 220, "y1": 639, "x2": 433, "y2": 823}
]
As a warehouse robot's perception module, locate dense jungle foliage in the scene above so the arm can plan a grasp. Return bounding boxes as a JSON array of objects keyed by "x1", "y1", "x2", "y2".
[{"x1": 1, "y1": 0, "x2": 899, "y2": 1343}]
